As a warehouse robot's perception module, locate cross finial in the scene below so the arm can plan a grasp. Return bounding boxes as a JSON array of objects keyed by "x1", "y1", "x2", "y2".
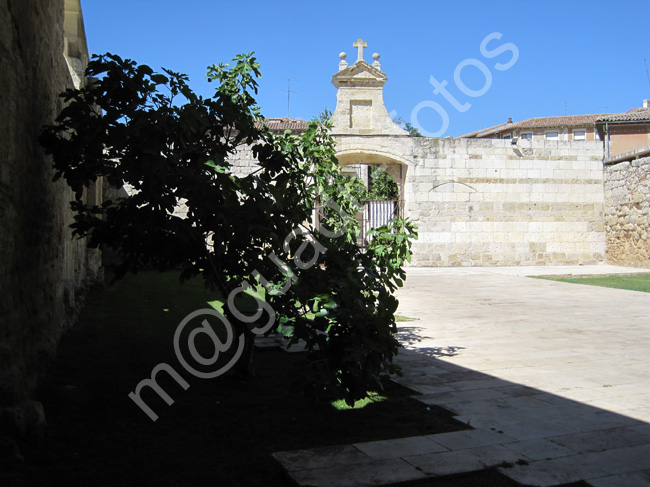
[{"x1": 353, "y1": 38, "x2": 367, "y2": 62}]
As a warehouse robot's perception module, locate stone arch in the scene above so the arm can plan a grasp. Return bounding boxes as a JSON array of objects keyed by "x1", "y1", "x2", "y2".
[
  {"x1": 334, "y1": 149, "x2": 411, "y2": 245},
  {"x1": 335, "y1": 149, "x2": 410, "y2": 202}
]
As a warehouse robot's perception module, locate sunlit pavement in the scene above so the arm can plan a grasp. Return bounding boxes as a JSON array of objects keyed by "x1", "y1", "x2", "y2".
[
  {"x1": 392, "y1": 264, "x2": 650, "y2": 485},
  {"x1": 273, "y1": 265, "x2": 650, "y2": 486},
  {"x1": 395, "y1": 264, "x2": 650, "y2": 424}
]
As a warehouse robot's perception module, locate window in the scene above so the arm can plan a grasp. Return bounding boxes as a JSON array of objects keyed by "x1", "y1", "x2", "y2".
[
  {"x1": 545, "y1": 132, "x2": 559, "y2": 140},
  {"x1": 573, "y1": 130, "x2": 586, "y2": 141},
  {"x1": 503, "y1": 133, "x2": 512, "y2": 139},
  {"x1": 520, "y1": 132, "x2": 532, "y2": 140}
]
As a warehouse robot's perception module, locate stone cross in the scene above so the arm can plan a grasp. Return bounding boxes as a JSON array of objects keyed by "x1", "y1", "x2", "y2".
[{"x1": 353, "y1": 38, "x2": 367, "y2": 62}]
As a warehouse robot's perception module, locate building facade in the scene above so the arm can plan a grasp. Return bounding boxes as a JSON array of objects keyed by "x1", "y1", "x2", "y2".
[{"x1": 461, "y1": 101, "x2": 650, "y2": 160}]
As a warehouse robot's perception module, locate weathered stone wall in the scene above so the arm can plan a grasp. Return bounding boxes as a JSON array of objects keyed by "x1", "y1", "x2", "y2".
[
  {"x1": 0, "y1": 0, "x2": 102, "y2": 452},
  {"x1": 604, "y1": 156, "x2": 650, "y2": 267},
  {"x1": 326, "y1": 45, "x2": 610, "y2": 267},
  {"x1": 333, "y1": 135, "x2": 605, "y2": 266},
  {"x1": 406, "y1": 138, "x2": 605, "y2": 266},
  {"x1": 229, "y1": 144, "x2": 258, "y2": 177},
  {"x1": 406, "y1": 138, "x2": 606, "y2": 266}
]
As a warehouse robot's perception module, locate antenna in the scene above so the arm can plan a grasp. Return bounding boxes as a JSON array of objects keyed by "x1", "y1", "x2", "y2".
[
  {"x1": 644, "y1": 58, "x2": 650, "y2": 88},
  {"x1": 564, "y1": 101, "x2": 567, "y2": 116},
  {"x1": 281, "y1": 78, "x2": 298, "y2": 118}
]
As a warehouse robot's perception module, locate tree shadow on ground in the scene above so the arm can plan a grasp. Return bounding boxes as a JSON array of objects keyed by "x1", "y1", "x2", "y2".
[
  {"x1": 397, "y1": 325, "x2": 465, "y2": 358},
  {"x1": 0, "y1": 273, "x2": 468, "y2": 487}
]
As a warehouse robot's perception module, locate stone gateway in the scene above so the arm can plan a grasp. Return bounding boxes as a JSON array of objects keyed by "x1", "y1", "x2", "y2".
[{"x1": 328, "y1": 39, "x2": 606, "y2": 267}]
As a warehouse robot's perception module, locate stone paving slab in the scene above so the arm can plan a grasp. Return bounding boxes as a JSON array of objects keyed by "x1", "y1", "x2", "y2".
[
  {"x1": 353, "y1": 435, "x2": 448, "y2": 460},
  {"x1": 288, "y1": 457, "x2": 428, "y2": 487},
  {"x1": 498, "y1": 455, "x2": 609, "y2": 486},
  {"x1": 549, "y1": 427, "x2": 650, "y2": 454},
  {"x1": 272, "y1": 265, "x2": 650, "y2": 487},
  {"x1": 589, "y1": 470, "x2": 650, "y2": 487},
  {"x1": 501, "y1": 438, "x2": 577, "y2": 461},
  {"x1": 272, "y1": 444, "x2": 370, "y2": 471},
  {"x1": 405, "y1": 444, "x2": 528, "y2": 477},
  {"x1": 579, "y1": 443, "x2": 650, "y2": 475},
  {"x1": 498, "y1": 420, "x2": 578, "y2": 442},
  {"x1": 395, "y1": 265, "x2": 650, "y2": 485},
  {"x1": 423, "y1": 429, "x2": 517, "y2": 450},
  {"x1": 547, "y1": 410, "x2": 639, "y2": 433}
]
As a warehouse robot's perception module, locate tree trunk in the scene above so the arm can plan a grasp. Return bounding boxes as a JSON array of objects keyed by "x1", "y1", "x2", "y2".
[{"x1": 233, "y1": 330, "x2": 256, "y2": 378}]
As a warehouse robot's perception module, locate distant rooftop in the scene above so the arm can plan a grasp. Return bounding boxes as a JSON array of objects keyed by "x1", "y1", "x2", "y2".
[
  {"x1": 461, "y1": 114, "x2": 613, "y2": 138},
  {"x1": 596, "y1": 107, "x2": 650, "y2": 123},
  {"x1": 263, "y1": 117, "x2": 308, "y2": 133},
  {"x1": 461, "y1": 121, "x2": 517, "y2": 138},
  {"x1": 461, "y1": 100, "x2": 650, "y2": 138}
]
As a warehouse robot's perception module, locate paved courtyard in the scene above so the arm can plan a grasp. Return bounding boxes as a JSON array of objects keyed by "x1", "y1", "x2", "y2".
[{"x1": 273, "y1": 265, "x2": 650, "y2": 486}]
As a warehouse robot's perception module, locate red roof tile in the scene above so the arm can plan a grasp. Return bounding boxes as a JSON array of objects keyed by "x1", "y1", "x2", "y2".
[
  {"x1": 459, "y1": 121, "x2": 513, "y2": 138},
  {"x1": 596, "y1": 108, "x2": 650, "y2": 123},
  {"x1": 463, "y1": 105, "x2": 650, "y2": 139},
  {"x1": 509, "y1": 114, "x2": 610, "y2": 128},
  {"x1": 263, "y1": 118, "x2": 308, "y2": 133}
]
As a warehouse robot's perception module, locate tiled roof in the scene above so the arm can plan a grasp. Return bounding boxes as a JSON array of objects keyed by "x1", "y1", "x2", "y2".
[
  {"x1": 460, "y1": 122, "x2": 512, "y2": 138},
  {"x1": 596, "y1": 108, "x2": 650, "y2": 123},
  {"x1": 460, "y1": 114, "x2": 612, "y2": 138},
  {"x1": 263, "y1": 118, "x2": 309, "y2": 133},
  {"x1": 509, "y1": 114, "x2": 609, "y2": 129},
  {"x1": 463, "y1": 106, "x2": 650, "y2": 139}
]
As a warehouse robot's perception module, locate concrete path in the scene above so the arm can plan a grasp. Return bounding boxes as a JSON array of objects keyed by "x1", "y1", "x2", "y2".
[{"x1": 273, "y1": 265, "x2": 650, "y2": 486}]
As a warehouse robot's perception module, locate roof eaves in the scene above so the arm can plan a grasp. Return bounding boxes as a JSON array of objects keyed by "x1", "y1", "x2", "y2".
[{"x1": 459, "y1": 122, "x2": 512, "y2": 138}]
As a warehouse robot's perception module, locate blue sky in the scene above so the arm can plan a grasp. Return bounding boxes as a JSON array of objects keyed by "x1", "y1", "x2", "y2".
[{"x1": 82, "y1": 0, "x2": 650, "y2": 137}]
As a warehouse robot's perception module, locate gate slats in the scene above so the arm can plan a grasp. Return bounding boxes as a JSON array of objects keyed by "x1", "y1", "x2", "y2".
[{"x1": 360, "y1": 200, "x2": 398, "y2": 247}]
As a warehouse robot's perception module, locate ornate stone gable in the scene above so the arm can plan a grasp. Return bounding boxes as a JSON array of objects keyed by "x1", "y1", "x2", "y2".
[
  {"x1": 330, "y1": 39, "x2": 407, "y2": 136},
  {"x1": 333, "y1": 62, "x2": 387, "y2": 87}
]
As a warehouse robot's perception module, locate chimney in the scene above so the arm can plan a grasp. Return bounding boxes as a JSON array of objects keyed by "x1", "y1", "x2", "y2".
[
  {"x1": 507, "y1": 117, "x2": 513, "y2": 124},
  {"x1": 644, "y1": 99, "x2": 650, "y2": 109}
]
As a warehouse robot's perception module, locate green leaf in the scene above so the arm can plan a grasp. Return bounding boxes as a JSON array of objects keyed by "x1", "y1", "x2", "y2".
[{"x1": 205, "y1": 160, "x2": 227, "y2": 173}]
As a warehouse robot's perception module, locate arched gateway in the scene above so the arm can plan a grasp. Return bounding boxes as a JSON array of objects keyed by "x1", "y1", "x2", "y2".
[
  {"x1": 323, "y1": 39, "x2": 605, "y2": 267},
  {"x1": 329, "y1": 39, "x2": 414, "y2": 244}
]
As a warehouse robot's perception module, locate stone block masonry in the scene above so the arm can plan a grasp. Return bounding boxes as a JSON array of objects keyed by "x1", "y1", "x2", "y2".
[
  {"x1": 0, "y1": 0, "x2": 102, "y2": 457},
  {"x1": 604, "y1": 156, "x2": 650, "y2": 267},
  {"x1": 227, "y1": 39, "x2": 647, "y2": 268},
  {"x1": 406, "y1": 138, "x2": 605, "y2": 266},
  {"x1": 331, "y1": 132, "x2": 605, "y2": 267}
]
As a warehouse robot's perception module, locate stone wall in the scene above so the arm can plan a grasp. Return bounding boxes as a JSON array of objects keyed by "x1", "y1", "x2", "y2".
[
  {"x1": 326, "y1": 44, "x2": 611, "y2": 267},
  {"x1": 0, "y1": 0, "x2": 102, "y2": 455},
  {"x1": 229, "y1": 144, "x2": 258, "y2": 178},
  {"x1": 406, "y1": 138, "x2": 605, "y2": 266},
  {"x1": 333, "y1": 135, "x2": 605, "y2": 267},
  {"x1": 604, "y1": 156, "x2": 650, "y2": 267}
]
